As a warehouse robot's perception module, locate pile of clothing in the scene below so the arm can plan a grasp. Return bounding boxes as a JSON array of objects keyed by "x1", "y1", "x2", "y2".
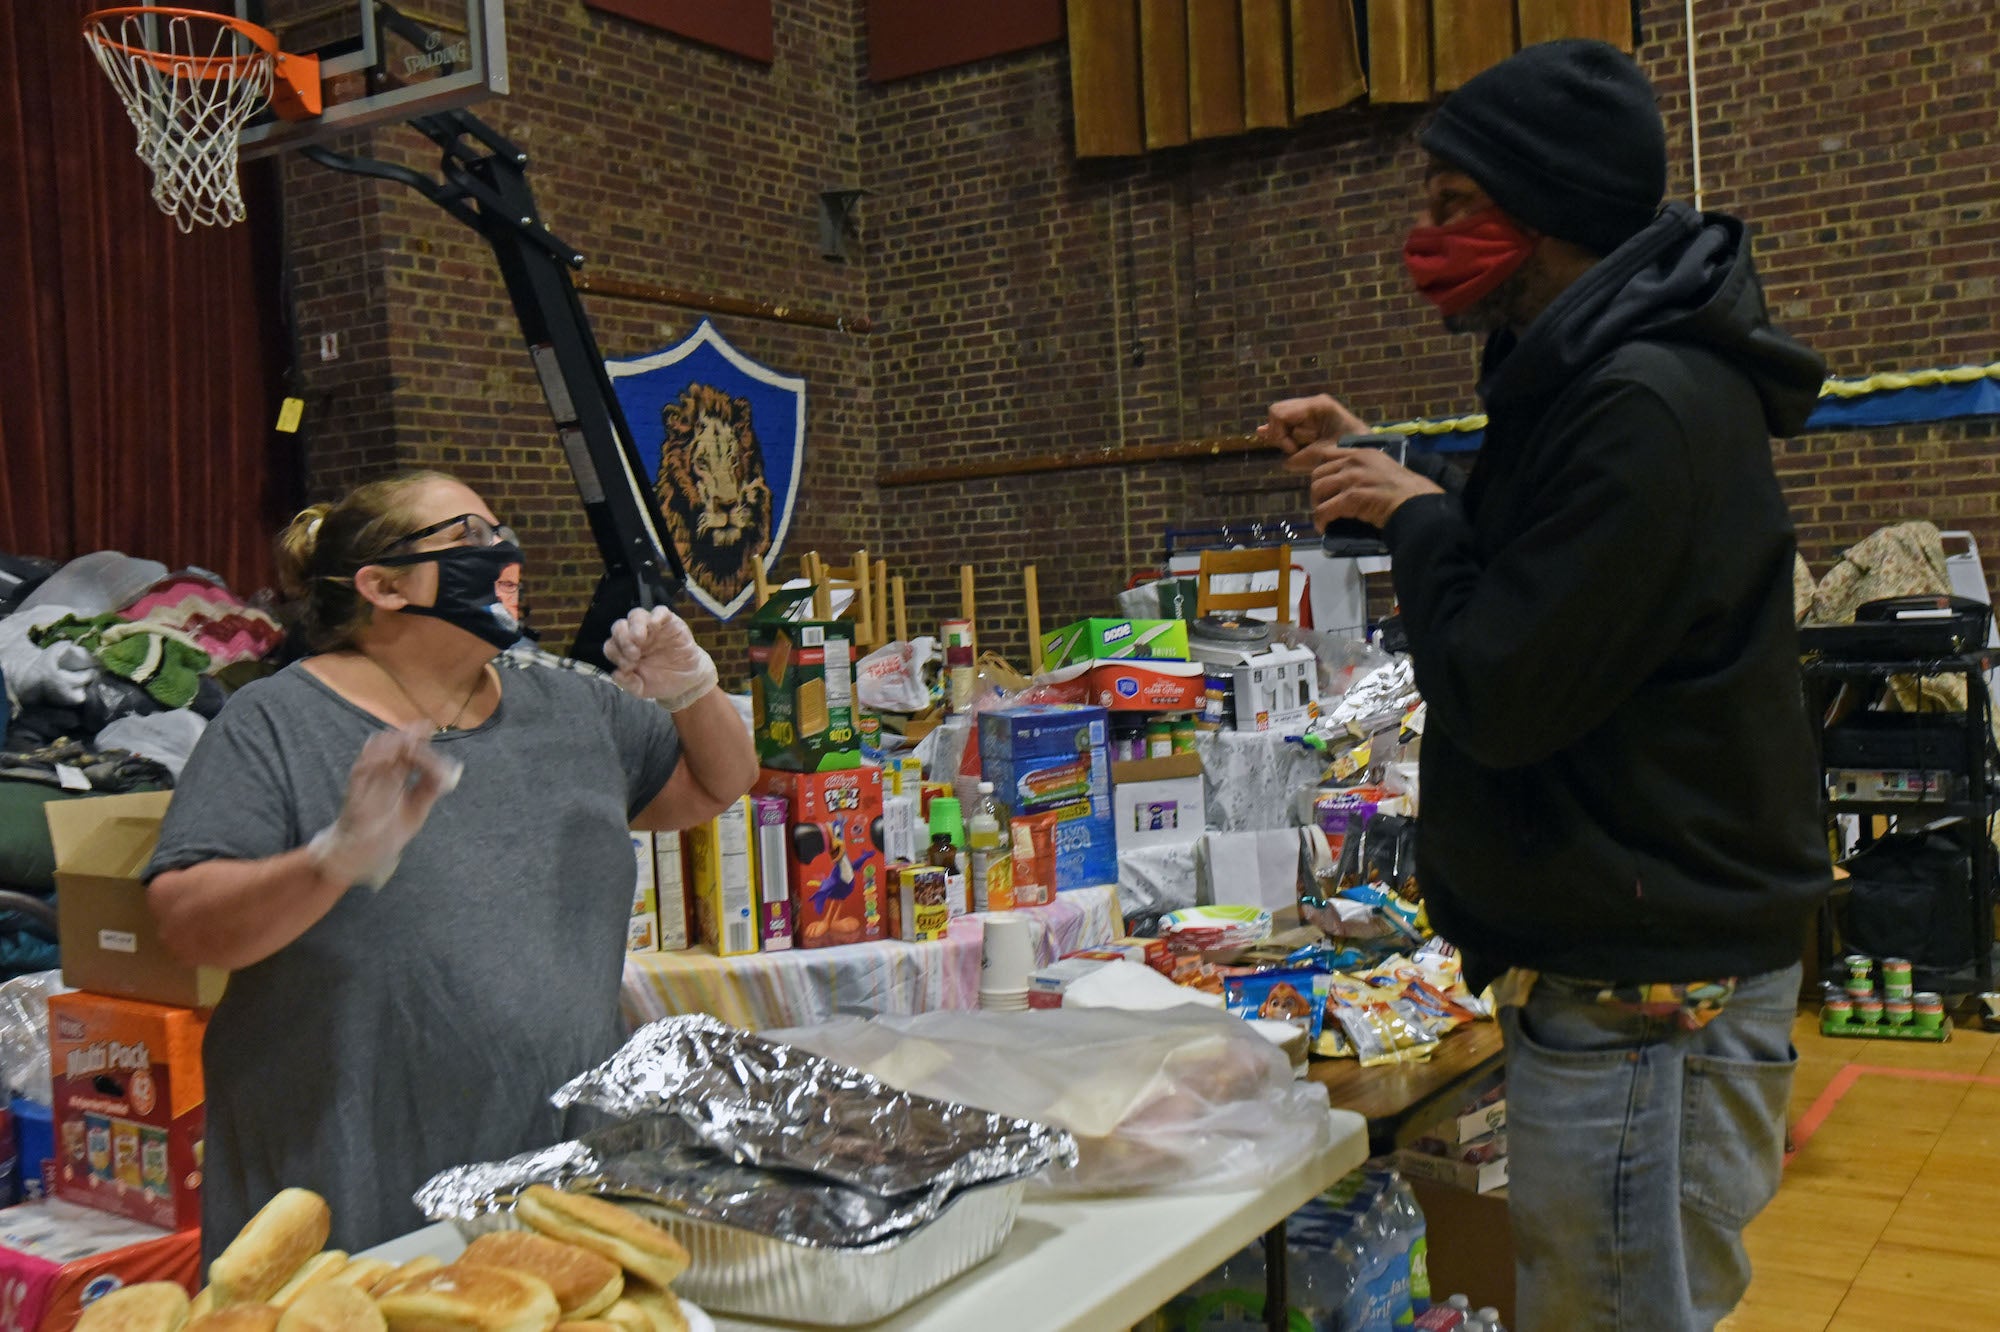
[{"x1": 0, "y1": 552, "x2": 284, "y2": 977}]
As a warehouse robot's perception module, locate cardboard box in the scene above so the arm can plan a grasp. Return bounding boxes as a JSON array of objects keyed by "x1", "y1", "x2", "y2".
[
  {"x1": 46, "y1": 794, "x2": 227, "y2": 1009},
  {"x1": 1040, "y1": 619, "x2": 1191, "y2": 670},
  {"x1": 1407, "y1": 1178, "x2": 1515, "y2": 1327},
  {"x1": 0, "y1": 1197, "x2": 201, "y2": 1332},
  {"x1": 893, "y1": 864, "x2": 951, "y2": 943},
  {"x1": 626, "y1": 832, "x2": 659, "y2": 953},
  {"x1": 1086, "y1": 659, "x2": 1207, "y2": 712},
  {"x1": 978, "y1": 706, "x2": 1116, "y2": 890},
  {"x1": 47, "y1": 993, "x2": 205, "y2": 1233},
  {"x1": 687, "y1": 800, "x2": 757, "y2": 958},
  {"x1": 1190, "y1": 642, "x2": 1322, "y2": 734},
  {"x1": 1111, "y1": 753, "x2": 1206, "y2": 852},
  {"x1": 652, "y1": 830, "x2": 688, "y2": 952},
  {"x1": 749, "y1": 587, "x2": 862, "y2": 773},
  {"x1": 751, "y1": 796, "x2": 794, "y2": 952},
  {"x1": 1417, "y1": 1098, "x2": 1508, "y2": 1147},
  {"x1": 1026, "y1": 956, "x2": 1115, "y2": 1009},
  {"x1": 1394, "y1": 1146, "x2": 1510, "y2": 1195},
  {"x1": 753, "y1": 768, "x2": 886, "y2": 949},
  {"x1": 881, "y1": 793, "x2": 921, "y2": 864}
]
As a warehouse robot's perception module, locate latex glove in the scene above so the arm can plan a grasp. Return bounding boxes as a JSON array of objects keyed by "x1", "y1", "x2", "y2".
[
  {"x1": 605, "y1": 606, "x2": 719, "y2": 711},
  {"x1": 11, "y1": 642, "x2": 98, "y2": 709},
  {"x1": 307, "y1": 725, "x2": 463, "y2": 890}
]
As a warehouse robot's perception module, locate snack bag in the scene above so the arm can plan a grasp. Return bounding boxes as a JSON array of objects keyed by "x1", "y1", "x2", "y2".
[
  {"x1": 1324, "y1": 974, "x2": 1440, "y2": 1068},
  {"x1": 1008, "y1": 810, "x2": 1059, "y2": 906},
  {"x1": 1224, "y1": 967, "x2": 1329, "y2": 1043}
]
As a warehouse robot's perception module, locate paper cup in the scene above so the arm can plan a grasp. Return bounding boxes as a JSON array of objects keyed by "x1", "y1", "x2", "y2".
[
  {"x1": 979, "y1": 989, "x2": 1029, "y2": 1012},
  {"x1": 980, "y1": 915, "x2": 1035, "y2": 991}
]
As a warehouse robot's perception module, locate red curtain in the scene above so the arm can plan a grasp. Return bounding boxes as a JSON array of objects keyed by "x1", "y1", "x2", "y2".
[{"x1": 0, "y1": 2, "x2": 295, "y2": 597}]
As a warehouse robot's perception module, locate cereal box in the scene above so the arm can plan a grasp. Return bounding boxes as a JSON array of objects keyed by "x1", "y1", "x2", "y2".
[
  {"x1": 47, "y1": 994, "x2": 205, "y2": 1232},
  {"x1": 893, "y1": 865, "x2": 951, "y2": 943},
  {"x1": 753, "y1": 768, "x2": 886, "y2": 949},
  {"x1": 652, "y1": 829, "x2": 688, "y2": 951},
  {"x1": 749, "y1": 586, "x2": 862, "y2": 772},
  {"x1": 687, "y1": 799, "x2": 757, "y2": 958},
  {"x1": 627, "y1": 832, "x2": 660, "y2": 953},
  {"x1": 752, "y1": 795, "x2": 794, "y2": 951}
]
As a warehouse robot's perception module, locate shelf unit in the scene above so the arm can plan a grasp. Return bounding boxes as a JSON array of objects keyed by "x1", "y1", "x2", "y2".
[{"x1": 1804, "y1": 651, "x2": 1998, "y2": 995}]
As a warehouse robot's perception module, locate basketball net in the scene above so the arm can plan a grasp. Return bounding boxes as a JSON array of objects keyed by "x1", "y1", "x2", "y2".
[{"x1": 84, "y1": 10, "x2": 276, "y2": 231}]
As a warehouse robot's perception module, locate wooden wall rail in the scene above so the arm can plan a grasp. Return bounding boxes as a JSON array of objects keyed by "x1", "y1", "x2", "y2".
[
  {"x1": 574, "y1": 273, "x2": 875, "y2": 334},
  {"x1": 878, "y1": 435, "x2": 1268, "y2": 487}
]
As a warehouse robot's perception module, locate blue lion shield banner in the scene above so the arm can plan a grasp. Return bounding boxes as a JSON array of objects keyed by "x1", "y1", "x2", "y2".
[{"x1": 606, "y1": 320, "x2": 805, "y2": 620}]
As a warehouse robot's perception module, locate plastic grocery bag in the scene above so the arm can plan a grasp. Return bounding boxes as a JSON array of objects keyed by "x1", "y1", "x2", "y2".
[
  {"x1": 0, "y1": 971, "x2": 66, "y2": 1105},
  {"x1": 770, "y1": 1006, "x2": 1336, "y2": 1197},
  {"x1": 855, "y1": 637, "x2": 936, "y2": 714}
]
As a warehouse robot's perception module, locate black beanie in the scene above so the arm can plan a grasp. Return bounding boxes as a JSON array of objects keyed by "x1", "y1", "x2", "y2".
[{"x1": 1419, "y1": 39, "x2": 1667, "y2": 256}]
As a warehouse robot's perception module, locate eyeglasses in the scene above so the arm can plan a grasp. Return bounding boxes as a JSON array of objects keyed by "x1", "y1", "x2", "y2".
[{"x1": 385, "y1": 513, "x2": 519, "y2": 554}]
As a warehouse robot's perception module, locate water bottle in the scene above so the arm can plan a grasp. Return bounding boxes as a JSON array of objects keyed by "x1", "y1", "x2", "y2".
[
  {"x1": 1384, "y1": 1175, "x2": 1429, "y2": 1313},
  {"x1": 1474, "y1": 1308, "x2": 1505, "y2": 1331}
]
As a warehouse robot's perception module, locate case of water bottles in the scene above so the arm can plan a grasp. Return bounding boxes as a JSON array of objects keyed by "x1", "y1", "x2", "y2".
[{"x1": 1144, "y1": 1161, "x2": 1509, "y2": 1332}]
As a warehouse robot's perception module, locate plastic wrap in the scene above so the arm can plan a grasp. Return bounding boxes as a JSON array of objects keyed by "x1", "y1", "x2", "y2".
[
  {"x1": 855, "y1": 639, "x2": 935, "y2": 714},
  {"x1": 769, "y1": 1007, "x2": 1337, "y2": 1198},
  {"x1": 0, "y1": 971, "x2": 66, "y2": 1105}
]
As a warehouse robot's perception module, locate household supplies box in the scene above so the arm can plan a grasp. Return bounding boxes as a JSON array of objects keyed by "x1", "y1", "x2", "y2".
[
  {"x1": 1192, "y1": 640, "x2": 1321, "y2": 734},
  {"x1": 651, "y1": 830, "x2": 688, "y2": 951},
  {"x1": 977, "y1": 705, "x2": 1116, "y2": 890},
  {"x1": 1112, "y1": 753, "x2": 1206, "y2": 852},
  {"x1": 753, "y1": 767, "x2": 886, "y2": 949},
  {"x1": 1087, "y1": 659, "x2": 1205, "y2": 713},
  {"x1": 0, "y1": 1198, "x2": 201, "y2": 1332},
  {"x1": 627, "y1": 832, "x2": 660, "y2": 953},
  {"x1": 47, "y1": 993, "x2": 205, "y2": 1232},
  {"x1": 1027, "y1": 956, "x2": 1115, "y2": 1009},
  {"x1": 1040, "y1": 619, "x2": 1190, "y2": 670},
  {"x1": 687, "y1": 799, "x2": 757, "y2": 958},
  {"x1": 46, "y1": 792, "x2": 227, "y2": 1009},
  {"x1": 749, "y1": 586, "x2": 861, "y2": 772},
  {"x1": 751, "y1": 795, "x2": 794, "y2": 951}
]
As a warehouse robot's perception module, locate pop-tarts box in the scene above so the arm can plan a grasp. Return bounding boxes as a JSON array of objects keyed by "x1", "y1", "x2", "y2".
[{"x1": 978, "y1": 705, "x2": 1116, "y2": 890}]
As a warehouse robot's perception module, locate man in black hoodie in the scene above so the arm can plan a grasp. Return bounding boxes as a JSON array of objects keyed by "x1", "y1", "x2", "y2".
[{"x1": 1264, "y1": 40, "x2": 1832, "y2": 1331}]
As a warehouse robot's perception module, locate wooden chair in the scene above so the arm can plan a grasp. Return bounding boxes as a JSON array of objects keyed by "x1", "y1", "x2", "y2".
[
  {"x1": 803, "y1": 549, "x2": 877, "y2": 646},
  {"x1": 1195, "y1": 544, "x2": 1293, "y2": 624},
  {"x1": 750, "y1": 557, "x2": 776, "y2": 609}
]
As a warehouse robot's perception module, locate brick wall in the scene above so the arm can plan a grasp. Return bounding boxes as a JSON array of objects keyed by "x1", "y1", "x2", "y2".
[{"x1": 289, "y1": 0, "x2": 1999, "y2": 668}]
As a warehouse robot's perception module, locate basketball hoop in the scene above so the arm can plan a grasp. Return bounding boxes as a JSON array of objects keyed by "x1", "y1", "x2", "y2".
[{"x1": 83, "y1": 7, "x2": 321, "y2": 231}]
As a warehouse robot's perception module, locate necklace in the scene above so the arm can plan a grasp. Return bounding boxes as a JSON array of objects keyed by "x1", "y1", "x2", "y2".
[{"x1": 368, "y1": 656, "x2": 485, "y2": 735}]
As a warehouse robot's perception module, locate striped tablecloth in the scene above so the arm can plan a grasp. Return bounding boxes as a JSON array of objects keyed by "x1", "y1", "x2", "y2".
[{"x1": 619, "y1": 883, "x2": 1123, "y2": 1031}]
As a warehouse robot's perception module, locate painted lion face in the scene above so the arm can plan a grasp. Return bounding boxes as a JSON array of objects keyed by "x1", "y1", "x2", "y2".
[{"x1": 656, "y1": 382, "x2": 775, "y2": 608}]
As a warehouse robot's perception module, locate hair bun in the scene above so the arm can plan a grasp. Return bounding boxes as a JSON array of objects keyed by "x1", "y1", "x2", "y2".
[{"x1": 274, "y1": 503, "x2": 337, "y2": 600}]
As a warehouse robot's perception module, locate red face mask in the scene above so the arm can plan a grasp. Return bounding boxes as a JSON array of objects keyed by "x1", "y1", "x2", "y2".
[{"x1": 1402, "y1": 209, "x2": 1537, "y2": 317}]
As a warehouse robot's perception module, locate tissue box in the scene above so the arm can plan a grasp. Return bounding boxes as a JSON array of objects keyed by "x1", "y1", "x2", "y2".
[
  {"x1": 47, "y1": 994, "x2": 205, "y2": 1233},
  {"x1": 1040, "y1": 619, "x2": 1191, "y2": 670}
]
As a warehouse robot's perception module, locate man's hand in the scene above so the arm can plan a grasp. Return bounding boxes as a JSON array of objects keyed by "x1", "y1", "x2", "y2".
[
  {"x1": 1308, "y1": 447, "x2": 1445, "y2": 531},
  {"x1": 1257, "y1": 393, "x2": 1370, "y2": 457}
]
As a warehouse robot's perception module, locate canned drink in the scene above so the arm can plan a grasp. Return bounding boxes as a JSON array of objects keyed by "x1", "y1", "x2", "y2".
[
  {"x1": 1885, "y1": 999, "x2": 1914, "y2": 1026},
  {"x1": 1822, "y1": 996, "x2": 1853, "y2": 1024},
  {"x1": 1845, "y1": 977, "x2": 1876, "y2": 1000},
  {"x1": 1845, "y1": 954, "x2": 1874, "y2": 979},
  {"x1": 1882, "y1": 958, "x2": 1914, "y2": 1000},
  {"x1": 1856, "y1": 997, "x2": 1883, "y2": 1025},
  {"x1": 1914, "y1": 992, "x2": 1946, "y2": 1031}
]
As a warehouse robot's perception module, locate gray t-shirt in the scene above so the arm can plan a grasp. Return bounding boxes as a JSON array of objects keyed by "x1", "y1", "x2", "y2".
[{"x1": 146, "y1": 660, "x2": 680, "y2": 1258}]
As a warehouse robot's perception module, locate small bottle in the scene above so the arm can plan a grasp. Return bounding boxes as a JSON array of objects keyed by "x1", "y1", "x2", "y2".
[
  {"x1": 1475, "y1": 1307, "x2": 1505, "y2": 1331},
  {"x1": 928, "y1": 797, "x2": 968, "y2": 915},
  {"x1": 967, "y1": 782, "x2": 1014, "y2": 912}
]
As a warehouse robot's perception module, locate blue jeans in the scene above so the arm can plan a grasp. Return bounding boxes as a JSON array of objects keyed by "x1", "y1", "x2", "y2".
[{"x1": 1501, "y1": 963, "x2": 1800, "y2": 1332}]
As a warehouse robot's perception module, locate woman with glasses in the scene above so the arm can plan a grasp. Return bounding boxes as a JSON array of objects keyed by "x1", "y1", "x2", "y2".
[{"x1": 142, "y1": 470, "x2": 757, "y2": 1259}]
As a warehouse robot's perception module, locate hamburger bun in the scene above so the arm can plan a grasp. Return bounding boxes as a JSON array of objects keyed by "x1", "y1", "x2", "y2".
[
  {"x1": 595, "y1": 1304, "x2": 649, "y2": 1332},
  {"x1": 615, "y1": 1285, "x2": 686, "y2": 1332},
  {"x1": 188, "y1": 1306, "x2": 283, "y2": 1332},
  {"x1": 272, "y1": 1253, "x2": 349, "y2": 1308},
  {"x1": 77, "y1": 1284, "x2": 192, "y2": 1332},
  {"x1": 328, "y1": 1261, "x2": 394, "y2": 1293},
  {"x1": 376, "y1": 1265, "x2": 561, "y2": 1332},
  {"x1": 514, "y1": 1189, "x2": 689, "y2": 1290},
  {"x1": 276, "y1": 1285, "x2": 385, "y2": 1332},
  {"x1": 461, "y1": 1233, "x2": 622, "y2": 1319},
  {"x1": 211, "y1": 1191, "x2": 334, "y2": 1307},
  {"x1": 369, "y1": 1259, "x2": 444, "y2": 1296}
]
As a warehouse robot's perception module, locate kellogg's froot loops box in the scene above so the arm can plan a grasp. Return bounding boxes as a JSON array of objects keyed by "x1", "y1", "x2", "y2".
[{"x1": 47, "y1": 993, "x2": 205, "y2": 1232}]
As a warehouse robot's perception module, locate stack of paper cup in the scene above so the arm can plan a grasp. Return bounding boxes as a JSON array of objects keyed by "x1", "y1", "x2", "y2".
[{"x1": 979, "y1": 914, "x2": 1033, "y2": 1011}]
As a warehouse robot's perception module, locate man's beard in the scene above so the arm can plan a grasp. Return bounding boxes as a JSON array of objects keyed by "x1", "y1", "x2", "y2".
[{"x1": 1441, "y1": 262, "x2": 1534, "y2": 335}]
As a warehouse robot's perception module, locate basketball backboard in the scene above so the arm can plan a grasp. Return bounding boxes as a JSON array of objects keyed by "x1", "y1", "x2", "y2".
[{"x1": 236, "y1": 0, "x2": 507, "y2": 156}]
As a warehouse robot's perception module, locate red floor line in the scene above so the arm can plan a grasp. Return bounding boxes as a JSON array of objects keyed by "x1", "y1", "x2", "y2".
[{"x1": 1787, "y1": 1060, "x2": 2000, "y2": 1161}]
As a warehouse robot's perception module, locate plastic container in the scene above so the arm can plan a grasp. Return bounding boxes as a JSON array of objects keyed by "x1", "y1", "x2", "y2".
[{"x1": 967, "y1": 783, "x2": 1013, "y2": 913}]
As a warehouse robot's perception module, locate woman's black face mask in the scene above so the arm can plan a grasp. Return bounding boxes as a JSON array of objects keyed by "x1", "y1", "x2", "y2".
[{"x1": 372, "y1": 543, "x2": 525, "y2": 651}]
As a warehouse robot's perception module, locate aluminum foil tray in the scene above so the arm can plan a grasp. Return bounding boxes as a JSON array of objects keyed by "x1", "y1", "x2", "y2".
[{"x1": 457, "y1": 1180, "x2": 1025, "y2": 1326}]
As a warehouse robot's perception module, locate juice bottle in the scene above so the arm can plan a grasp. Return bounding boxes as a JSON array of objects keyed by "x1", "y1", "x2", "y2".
[{"x1": 967, "y1": 782, "x2": 1014, "y2": 912}]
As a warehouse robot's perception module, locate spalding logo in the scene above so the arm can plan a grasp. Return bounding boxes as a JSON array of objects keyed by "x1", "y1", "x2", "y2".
[{"x1": 1115, "y1": 678, "x2": 1138, "y2": 698}]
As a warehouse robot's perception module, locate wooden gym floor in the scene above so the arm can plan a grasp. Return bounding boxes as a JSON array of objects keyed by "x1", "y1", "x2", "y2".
[{"x1": 1719, "y1": 1010, "x2": 2000, "y2": 1331}]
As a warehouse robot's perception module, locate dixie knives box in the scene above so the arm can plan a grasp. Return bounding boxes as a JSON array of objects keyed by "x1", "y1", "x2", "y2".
[{"x1": 977, "y1": 705, "x2": 1116, "y2": 890}]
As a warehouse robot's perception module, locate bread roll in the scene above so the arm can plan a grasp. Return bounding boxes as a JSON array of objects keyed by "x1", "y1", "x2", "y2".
[
  {"x1": 276, "y1": 1283, "x2": 386, "y2": 1332},
  {"x1": 187, "y1": 1306, "x2": 282, "y2": 1332},
  {"x1": 369, "y1": 1258, "x2": 444, "y2": 1297},
  {"x1": 615, "y1": 1285, "x2": 686, "y2": 1332},
  {"x1": 595, "y1": 1303, "x2": 648, "y2": 1332},
  {"x1": 376, "y1": 1265, "x2": 560, "y2": 1332},
  {"x1": 77, "y1": 1284, "x2": 192, "y2": 1332},
  {"x1": 555, "y1": 1324, "x2": 620, "y2": 1332},
  {"x1": 461, "y1": 1233, "x2": 622, "y2": 1318},
  {"x1": 328, "y1": 1261, "x2": 394, "y2": 1293},
  {"x1": 272, "y1": 1253, "x2": 349, "y2": 1309},
  {"x1": 514, "y1": 1189, "x2": 689, "y2": 1290},
  {"x1": 211, "y1": 1190, "x2": 334, "y2": 1308},
  {"x1": 188, "y1": 1292, "x2": 217, "y2": 1325}
]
